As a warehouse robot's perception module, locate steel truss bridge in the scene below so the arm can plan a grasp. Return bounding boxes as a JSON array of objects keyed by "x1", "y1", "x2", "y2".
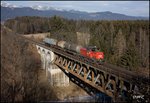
[{"x1": 22, "y1": 36, "x2": 149, "y2": 102}]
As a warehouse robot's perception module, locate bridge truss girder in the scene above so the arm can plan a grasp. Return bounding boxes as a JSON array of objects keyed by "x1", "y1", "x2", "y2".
[{"x1": 52, "y1": 53, "x2": 149, "y2": 102}]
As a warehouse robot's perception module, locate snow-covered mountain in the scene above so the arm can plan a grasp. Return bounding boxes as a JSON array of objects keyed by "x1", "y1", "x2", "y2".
[
  {"x1": 1, "y1": 2, "x2": 63, "y2": 11},
  {"x1": 1, "y1": 2, "x2": 149, "y2": 21},
  {"x1": 1, "y1": 2, "x2": 22, "y2": 8},
  {"x1": 30, "y1": 5, "x2": 54, "y2": 11},
  {"x1": 29, "y1": 5, "x2": 63, "y2": 11}
]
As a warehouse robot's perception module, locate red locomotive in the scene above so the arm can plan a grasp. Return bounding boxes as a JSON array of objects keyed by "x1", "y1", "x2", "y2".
[{"x1": 80, "y1": 46, "x2": 104, "y2": 61}]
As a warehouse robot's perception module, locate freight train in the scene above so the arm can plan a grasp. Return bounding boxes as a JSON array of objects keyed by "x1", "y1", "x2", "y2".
[{"x1": 43, "y1": 37, "x2": 104, "y2": 62}]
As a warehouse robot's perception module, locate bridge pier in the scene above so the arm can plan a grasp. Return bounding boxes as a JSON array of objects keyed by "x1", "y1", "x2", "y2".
[{"x1": 36, "y1": 45, "x2": 69, "y2": 86}]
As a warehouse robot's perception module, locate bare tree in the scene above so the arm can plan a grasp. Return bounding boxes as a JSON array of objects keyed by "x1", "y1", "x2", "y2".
[{"x1": 113, "y1": 29, "x2": 126, "y2": 57}]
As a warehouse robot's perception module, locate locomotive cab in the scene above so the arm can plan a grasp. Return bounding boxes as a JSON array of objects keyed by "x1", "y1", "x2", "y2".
[
  {"x1": 80, "y1": 46, "x2": 104, "y2": 62},
  {"x1": 87, "y1": 46, "x2": 99, "y2": 52}
]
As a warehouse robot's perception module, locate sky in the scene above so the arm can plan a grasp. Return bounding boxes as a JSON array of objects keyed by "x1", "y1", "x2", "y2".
[{"x1": 1, "y1": 1, "x2": 149, "y2": 17}]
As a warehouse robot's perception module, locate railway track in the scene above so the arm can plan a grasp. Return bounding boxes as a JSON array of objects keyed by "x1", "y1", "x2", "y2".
[{"x1": 19, "y1": 35, "x2": 149, "y2": 88}]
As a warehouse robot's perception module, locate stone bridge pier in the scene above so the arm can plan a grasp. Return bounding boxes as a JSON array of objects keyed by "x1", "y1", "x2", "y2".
[{"x1": 36, "y1": 45, "x2": 69, "y2": 86}]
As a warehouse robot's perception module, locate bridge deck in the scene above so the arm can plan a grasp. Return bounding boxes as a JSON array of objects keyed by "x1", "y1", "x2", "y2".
[{"x1": 18, "y1": 34, "x2": 149, "y2": 101}]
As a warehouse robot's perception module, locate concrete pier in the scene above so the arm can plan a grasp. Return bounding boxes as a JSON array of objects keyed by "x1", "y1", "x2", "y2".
[{"x1": 36, "y1": 45, "x2": 69, "y2": 86}]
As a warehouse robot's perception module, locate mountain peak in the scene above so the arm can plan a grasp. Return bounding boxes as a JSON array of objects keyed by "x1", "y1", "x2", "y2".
[
  {"x1": 1, "y1": 2, "x2": 63, "y2": 11},
  {"x1": 29, "y1": 5, "x2": 62, "y2": 11},
  {"x1": 1, "y1": 2, "x2": 22, "y2": 8}
]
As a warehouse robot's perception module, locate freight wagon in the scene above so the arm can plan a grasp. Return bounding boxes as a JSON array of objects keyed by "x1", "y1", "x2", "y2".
[{"x1": 43, "y1": 38, "x2": 104, "y2": 62}]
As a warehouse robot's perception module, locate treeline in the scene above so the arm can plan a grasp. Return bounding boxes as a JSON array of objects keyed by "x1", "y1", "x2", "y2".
[
  {"x1": 4, "y1": 16, "x2": 149, "y2": 72},
  {"x1": 4, "y1": 16, "x2": 77, "y2": 43},
  {"x1": 88, "y1": 20, "x2": 149, "y2": 72}
]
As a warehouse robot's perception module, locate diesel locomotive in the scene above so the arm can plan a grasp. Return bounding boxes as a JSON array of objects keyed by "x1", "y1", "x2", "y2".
[{"x1": 43, "y1": 37, "x2": 104, "y2": 62}]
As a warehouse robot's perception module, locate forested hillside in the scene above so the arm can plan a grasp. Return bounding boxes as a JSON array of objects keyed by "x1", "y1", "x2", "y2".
[
  {"x1": 4, "y1": 16, "x2": 149, "y2": 73},
  {"x1": 1, "y1": 25, "x2": 58, "y2": 102}
]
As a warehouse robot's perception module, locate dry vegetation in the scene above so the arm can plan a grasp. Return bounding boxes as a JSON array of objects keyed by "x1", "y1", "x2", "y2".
[
  {"x1": 23, "y1": 32, "x2": 50, "y2": 42},
  {"x1": 1, "y1": 25, "x2": 58, "y2": 102},
  {"x1": 1, "y1": 25, "x2": 88, "y2": 102},
  {"x1": 38, "y1": 69, "x2": 88, "y2": 101}
]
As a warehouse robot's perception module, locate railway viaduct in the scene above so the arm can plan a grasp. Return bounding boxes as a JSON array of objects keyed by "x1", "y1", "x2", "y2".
[{"x1": 21, "y1": 35, "x2": 149, "y2": 102}]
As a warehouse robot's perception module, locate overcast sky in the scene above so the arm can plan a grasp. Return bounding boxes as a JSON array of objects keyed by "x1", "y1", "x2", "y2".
[{"x1": 1, "y1": 1, "x2": 149, "y2": 17}]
